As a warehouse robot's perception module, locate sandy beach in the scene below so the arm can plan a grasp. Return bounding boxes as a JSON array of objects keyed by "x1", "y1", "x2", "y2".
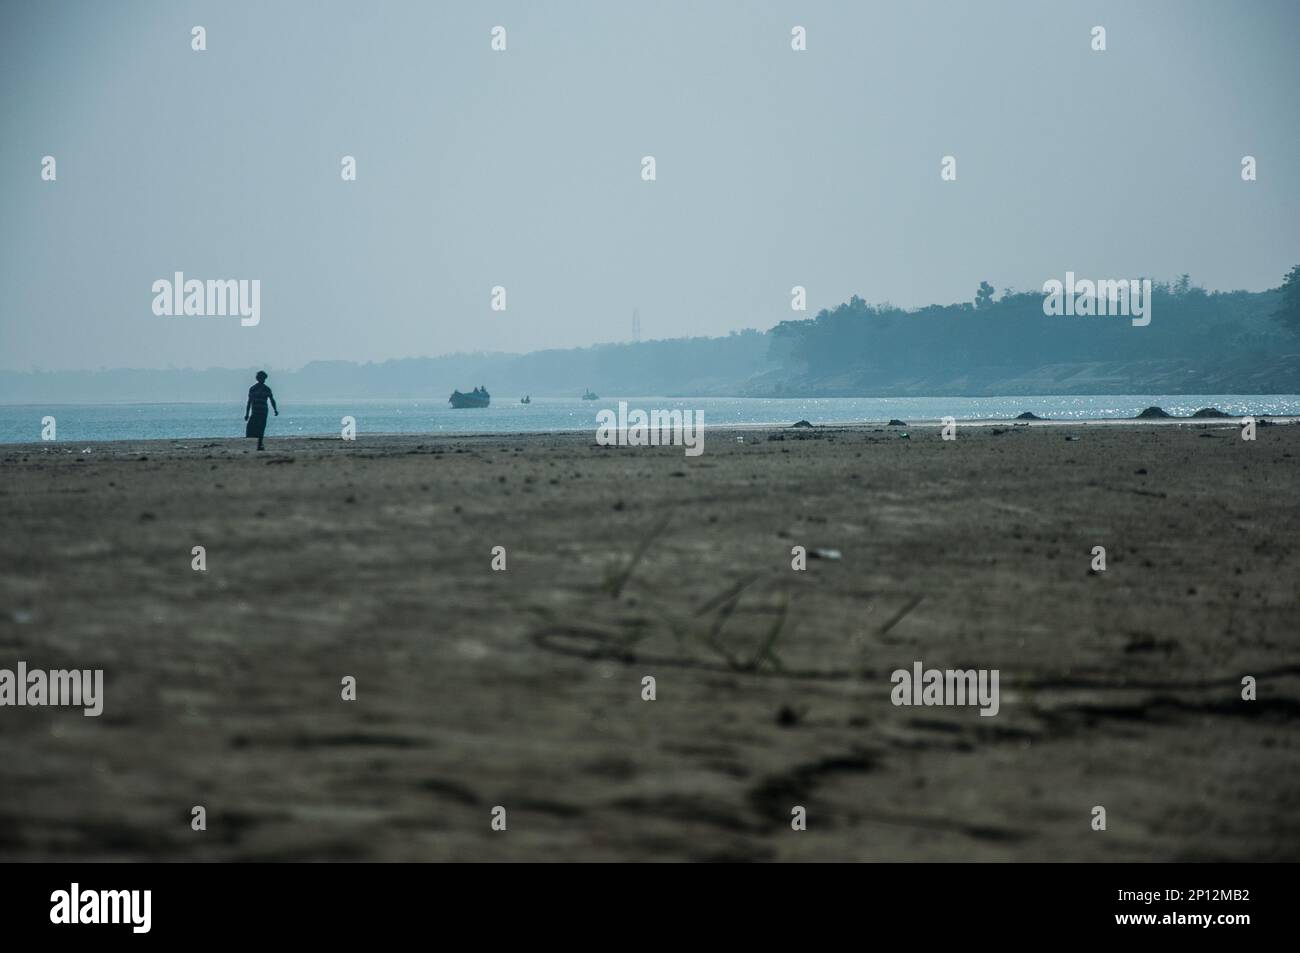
[{"x1": 1, "y1": 421, "x2": 1297, "y2": 862}]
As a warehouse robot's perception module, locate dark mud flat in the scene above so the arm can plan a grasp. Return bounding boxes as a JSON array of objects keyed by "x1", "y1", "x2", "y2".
[{"x1": 0, "y1": 423, "x2": 1297, "y2": 861}]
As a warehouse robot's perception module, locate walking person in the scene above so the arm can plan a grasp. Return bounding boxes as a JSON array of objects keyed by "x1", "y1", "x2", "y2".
[{"x1": 244, "y1": 370, "x2": 278, "y2": 451}]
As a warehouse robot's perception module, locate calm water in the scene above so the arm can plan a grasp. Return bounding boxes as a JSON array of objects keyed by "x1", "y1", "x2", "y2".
[{"x1": 2, "y1": 395, "x2": 1297, "y2": 444}]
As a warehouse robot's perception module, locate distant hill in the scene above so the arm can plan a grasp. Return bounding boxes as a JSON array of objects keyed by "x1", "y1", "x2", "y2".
[
  {"x1": 755, "y1": 282, "x2": 1300, "y2": 396},
  {"x1": 0, "y1": 331, "x2": 772, "y2": 403},
  {"x1": 4, "y1": 282, "x2": 1297, "y2": 402}
]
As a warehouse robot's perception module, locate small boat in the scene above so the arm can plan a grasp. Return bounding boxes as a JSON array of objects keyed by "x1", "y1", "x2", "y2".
[
  {"x1": 581, "y1": 389, "x2": 599, "y2": 401},
  {"x1": 449, "y1": 386, "x2": 490, "y2": 409},
  {"x1": 521, "y1": 395, "x2": 531, "y2": 404}
]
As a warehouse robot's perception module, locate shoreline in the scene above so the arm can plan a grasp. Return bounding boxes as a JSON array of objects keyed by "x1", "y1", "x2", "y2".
[{"x1": 1, "y1": 415, "x2": 1293, "y2": 452}]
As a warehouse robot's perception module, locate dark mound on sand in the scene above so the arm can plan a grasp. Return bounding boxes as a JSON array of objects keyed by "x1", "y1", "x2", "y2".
[
  {"x1": 792, "y1": 420, "x2": 814, "y2": 428},
  {"x1": 1191, "y1": 408, "x2": 1232, "y2": 418},
  {"x1": 1136, "y1": 406, "x2": 1171, "y2": 419},
  {"x1": 1016, "y1": 412, "x2": 1045, "y2": 421},
  {"x1": 887, "y1": 419, "x2": 908, "y2": 427}
]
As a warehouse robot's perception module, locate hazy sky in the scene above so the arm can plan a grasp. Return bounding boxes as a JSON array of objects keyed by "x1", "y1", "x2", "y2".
[{"x1": 2, "y1": 0, "x2": 1298, "y2": 372}]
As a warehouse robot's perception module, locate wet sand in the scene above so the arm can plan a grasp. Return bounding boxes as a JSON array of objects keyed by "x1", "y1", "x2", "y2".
[{"x1": 1, "y1": 421, "x2": 1297, "y2": 861}]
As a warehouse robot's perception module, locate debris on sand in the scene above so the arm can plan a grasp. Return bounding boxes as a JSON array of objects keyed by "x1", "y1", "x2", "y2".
[
  {"x1": 888, "y1": 419, "x2": 908, "y2": 427},
  {"x1": 1135, "y1": 406, "x2": 1171, "y2": 419},
  {"x1": 809, "y1": 548, "x2": 842, "y2": 560},
  {"x1": 792, "y1": 420, "x2": 814, "y2": 428},
  {"x1": 776, "y1": 705, "x2": 804, "y2": 727},
  {"x1": 1016, "y1": 411, "x2": 1044, "y2": 420},
  {"x1": 1191, "y1": 407, "x2": 1231, "y2": 418}
]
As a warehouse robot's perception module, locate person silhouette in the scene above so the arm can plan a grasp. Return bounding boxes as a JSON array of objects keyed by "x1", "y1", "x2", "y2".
[{"x1": 244, "y1": 370, "x2": 278, "y2": 451}]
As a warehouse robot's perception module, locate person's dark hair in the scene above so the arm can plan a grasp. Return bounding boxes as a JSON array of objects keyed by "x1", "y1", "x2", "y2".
[{"x1": 255, "y1": 370, "x2": 268, "y2": 382}]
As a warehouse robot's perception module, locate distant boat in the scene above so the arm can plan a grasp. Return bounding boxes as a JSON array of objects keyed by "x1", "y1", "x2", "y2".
[
  {"x1": 581, "y1": 389, "x2": 599, "y2": 401},
  {"x1": 449, "y1": 387, "x2": 490, "y2": 409},
  {"x1": 520, "y1": 395, "x2": 531, "y2": 404}
]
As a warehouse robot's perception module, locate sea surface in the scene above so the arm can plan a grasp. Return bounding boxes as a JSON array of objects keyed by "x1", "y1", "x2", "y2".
[{"x1": 2, "y1": 395, "x2": 1298, "y2": 445}]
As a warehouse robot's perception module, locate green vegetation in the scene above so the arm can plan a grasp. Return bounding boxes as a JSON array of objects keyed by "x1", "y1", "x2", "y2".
[{"x1": 763, "y1": 274, "x2": 1298, "y2": 396}]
